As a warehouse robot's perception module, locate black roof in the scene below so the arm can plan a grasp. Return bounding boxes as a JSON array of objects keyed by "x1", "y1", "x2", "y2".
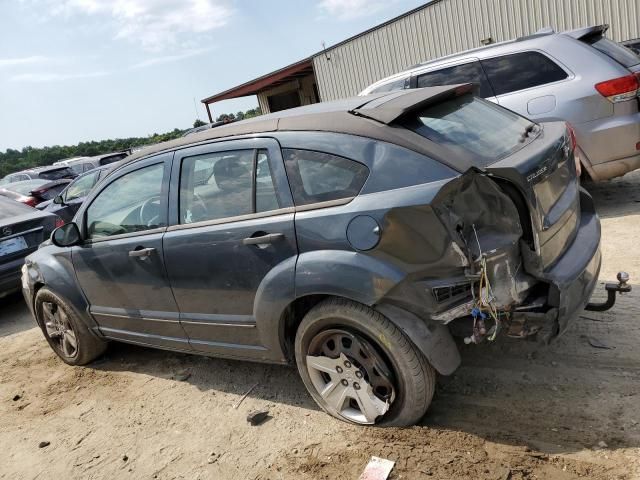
[{"x1": 125, "y1": 85, "x2": 475, "y2": 173}]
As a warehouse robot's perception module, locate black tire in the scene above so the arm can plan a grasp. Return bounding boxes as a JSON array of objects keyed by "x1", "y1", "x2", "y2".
[
  {"x1": 295, "y1": 298, "x2": 436, "y2": 427},
  {"x1": 34, "y1": 288, "x2": 107, "y2": 366}
]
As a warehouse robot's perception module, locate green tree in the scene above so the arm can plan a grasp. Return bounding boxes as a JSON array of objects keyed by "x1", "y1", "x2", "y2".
[{"x1": 193, "y1": 119, "x2": 207, "y2": 128}]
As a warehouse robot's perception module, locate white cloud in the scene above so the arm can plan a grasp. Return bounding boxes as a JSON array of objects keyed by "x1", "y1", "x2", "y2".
[
  {"x1": 0, "y1": 56, "x2": 51, "y2": 68},
  {"x1": 318, "y1": 0, "x2": 388, "y2": 20},
  {"x1": 131, "y1": 47, "x2": 213, "y2": 69},
  {"x1": 49, "y1": 0, "x2": 232, "y2": 51},
  {"x1": 10, "y1": 71, "x2": 109, "y2": 82}
]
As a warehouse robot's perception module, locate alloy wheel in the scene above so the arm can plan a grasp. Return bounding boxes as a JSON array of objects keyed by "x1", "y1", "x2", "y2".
[
  {"x1": 42, "y1": 301, "x2": 78, "y2": 359},
  {"x1": 305, "y1": 328, "x2": 396, "y2": 424}
]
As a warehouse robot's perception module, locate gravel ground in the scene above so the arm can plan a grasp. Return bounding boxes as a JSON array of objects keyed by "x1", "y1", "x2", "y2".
[{"x1": 1, "y1": 171, "x2": 639, "y2": 480}]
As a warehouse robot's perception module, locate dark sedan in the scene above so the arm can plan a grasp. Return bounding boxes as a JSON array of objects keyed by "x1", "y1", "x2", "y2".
[
  {"x1": 0, "y1": 197, "x2": 59, "y2": 297},
  {"x1": 0, "y1": 179, "x2": 71, "y2": 208},
  {"x1": 38, "y1": 163, "x2": 119, "y2": 223},
  {"x1": 22, "y1": 86, "x2": 625, "y2": 427}
]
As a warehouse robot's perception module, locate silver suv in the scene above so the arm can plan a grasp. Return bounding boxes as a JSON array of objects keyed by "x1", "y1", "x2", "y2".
[{"x1": 360, "y1": 25, "x2": 640, "y2": 181}]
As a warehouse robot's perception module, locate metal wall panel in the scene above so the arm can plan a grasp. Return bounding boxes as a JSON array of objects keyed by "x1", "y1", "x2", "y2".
[{"x1": 313, "y1": 0, "x2": 640, "y2": 101}]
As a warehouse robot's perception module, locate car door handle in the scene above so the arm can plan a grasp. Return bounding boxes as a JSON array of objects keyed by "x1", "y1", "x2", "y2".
[
  {"x1": 128, "y1": 247, "x2": 156, "y2": 258},
  {"x1": 242, "y1": 233, "x2": 284, "y2": 246}
]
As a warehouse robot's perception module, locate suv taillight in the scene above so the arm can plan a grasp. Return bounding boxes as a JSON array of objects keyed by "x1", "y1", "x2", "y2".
[{"x1": 595, "y1": 73, "x2": 640, "y2": 102}]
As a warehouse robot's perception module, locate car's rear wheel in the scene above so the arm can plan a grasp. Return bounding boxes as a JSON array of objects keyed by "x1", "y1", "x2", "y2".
[
  {"x1": 35, "y1": 288, "x2": 107, "y2": 366},
  {"x1": 295, "y1": 298, "x2": 435, "y2": 426}
]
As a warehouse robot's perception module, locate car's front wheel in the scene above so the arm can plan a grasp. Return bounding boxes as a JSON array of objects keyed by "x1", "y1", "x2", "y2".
[
  {"x1": 34, "y1": 288, "x2": 107, "y2": 366},
  {"x1": 295, "y1": 298, "x2": 435, "y2": 426}
]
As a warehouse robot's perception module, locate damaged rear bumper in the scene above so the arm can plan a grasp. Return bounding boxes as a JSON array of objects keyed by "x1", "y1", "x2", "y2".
[{"x1": 513, "y1": 189, "x2": 601, "y2": 342}]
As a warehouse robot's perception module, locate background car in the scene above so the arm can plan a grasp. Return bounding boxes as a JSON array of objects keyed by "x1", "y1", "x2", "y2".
[
  {"x1": 0, "y1": 165, "x2": 77, "y2": 186},
  {"x1": 38, "y1": 163, "x2": 120, "y2": 223},
  {"x1": 360, "y1": 24, "x2": 640, "y2": 181},
  {"x1": 0, "y1": 179, "x2": 71, "y2": 207},
  {"x1": 23, "y1": 86, "x2": 604, "y2": 427},
  {"x1": 622, "y1": 38, "x2": 640, "y2": 54},
  {"x1": 0, "y1": 196, "x2": 59, "y2": 298}
]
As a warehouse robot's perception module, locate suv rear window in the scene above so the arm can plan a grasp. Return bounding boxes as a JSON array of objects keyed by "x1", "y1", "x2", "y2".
[
  {"x1": 585, "y1": 36, "x2": 640, "y2": 68},
  {"x1": 282, "y1": 149, "x2": 369, "y2": 206},
  {"x1": 481, "y1": 52, "x2": 568, "y2": 96},
  {"x1": 416, "y1": 61, "x2": 494, "y2": 98},
  {"x1": 39, "y1": 167, "x2": 74, "y2": 180},
  {"x1": 404, "y1": 93, "x2": 536, "y2": 166},
  {"x1": 369, "y1": 77, "x2": 407, "y2": 94}
]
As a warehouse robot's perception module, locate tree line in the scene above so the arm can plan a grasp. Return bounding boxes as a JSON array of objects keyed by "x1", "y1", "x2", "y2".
[{"x1": 0, "y1": 107, "x2": 262, "y2": 178}]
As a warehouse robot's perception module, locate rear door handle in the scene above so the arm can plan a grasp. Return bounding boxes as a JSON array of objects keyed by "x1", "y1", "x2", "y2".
[
  {"x1": 128, "y1": 247, "x2": 156, "y2": 258},
  {"x1": 242, "y1": 233, "x2": 284, "y2": 246}
]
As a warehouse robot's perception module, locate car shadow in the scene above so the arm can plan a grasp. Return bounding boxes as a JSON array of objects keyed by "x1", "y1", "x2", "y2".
[
  {"x1": 585, "y1": 169, "x2": 640, "y2": 219},
  {"x1": 90, "y1": 284, "x2": 639, "y2": 456}
]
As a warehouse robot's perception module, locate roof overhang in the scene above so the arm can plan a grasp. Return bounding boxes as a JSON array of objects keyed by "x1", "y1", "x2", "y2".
[{"x1": 201, "y1": 58, "x2": 314, "y2": 105}]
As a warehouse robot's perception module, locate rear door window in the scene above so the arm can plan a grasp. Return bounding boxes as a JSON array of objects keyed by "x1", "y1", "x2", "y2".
[
  {"x1": 481, "y1": 52, "x2": 568, "y2": 96},
  {"x1": 179, "y1": 149, "x2": 280, "y2": 224},
  {"x1": 416, "y1": 61, "x2": 494, "y2": 98},
  {"x1": 282, "y1": 149, "x2": 369, "y2": 206},
  {"x1": 403, "y1": 93, "x2": 536, "y2": 166}
]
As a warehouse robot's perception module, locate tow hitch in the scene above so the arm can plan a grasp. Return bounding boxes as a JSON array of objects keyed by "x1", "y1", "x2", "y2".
[{"x1": 585, "y1": 272, "x2": 631, "y2": 312}]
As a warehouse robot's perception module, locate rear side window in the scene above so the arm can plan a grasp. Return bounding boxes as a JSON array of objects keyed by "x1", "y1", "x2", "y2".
[
  {"x1": 416, "y1": 61, "x2": 494, "y2": 98},
  {"x1": 404, "y1": 93, "x2": 535, "y2": 166},
  {"x1": 481, "y1": 52, "x2": 568, "y2": 96},
  {"x1": 282, "y1": 149, "x2": 368, "y2": 206},
  {"x1": 369, "y1": 77, "x2": 407, "y2": 94},
  {"x1": 586, "y1": 36, "x2": 640, "y2": 68}
]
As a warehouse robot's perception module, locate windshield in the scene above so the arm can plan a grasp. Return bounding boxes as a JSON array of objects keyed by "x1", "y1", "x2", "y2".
[
  {"x1": 586, "y1": 36, "x2": 640, "y2": 68},
  {"x1": 404, "y1": 94, "x2": 536, "y2": 166}
]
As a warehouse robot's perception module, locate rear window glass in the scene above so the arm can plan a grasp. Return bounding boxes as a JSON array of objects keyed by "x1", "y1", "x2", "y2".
[
  {"x1": 586, "y1": 36, "x2": 640, "y2": 68},
  {"x1": 481, "y1": 52, "x2": 568, "y2": 96},
  {"x1": 404, "y1": 94, "x2": 536, "y2": 166},
  {"x1": 39, "y1": 167, "x2": 74, "y2": 180},
  {"x1": 9, "y1": 180, "x2": 48, "y2": 195},
  {"x1": 282, "y1": 149, "x2": 369, "y2": 206},
  {"x1": 416, "y1": 61, "x2": 494, "y2": 98}
]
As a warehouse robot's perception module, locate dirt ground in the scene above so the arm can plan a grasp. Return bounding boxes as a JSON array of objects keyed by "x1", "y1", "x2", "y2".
[{"x1": 1, "y1": 171, "x2": 639, "y2": 480}]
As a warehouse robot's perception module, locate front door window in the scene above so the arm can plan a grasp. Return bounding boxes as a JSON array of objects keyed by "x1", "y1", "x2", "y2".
[{"x1": 85, "y1": 163, "x2": 165, "y2": 238}]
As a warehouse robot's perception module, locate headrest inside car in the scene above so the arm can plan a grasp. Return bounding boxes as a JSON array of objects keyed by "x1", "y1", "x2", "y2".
[{"x1": 213, "y1": 156, "x2": 251, "y2": 191}]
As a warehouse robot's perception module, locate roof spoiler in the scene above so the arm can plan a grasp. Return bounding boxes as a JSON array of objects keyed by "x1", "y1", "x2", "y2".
[
  {"x1": 563, "y1": 24, "x2": 609, "y2": 41},
  {"x1": 350, "y1": 84, "x2": 477, "y2": 125}
]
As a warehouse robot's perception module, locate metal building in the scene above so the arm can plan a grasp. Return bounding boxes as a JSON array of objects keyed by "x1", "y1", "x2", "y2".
[{"x1": 201, "y1": 0, "x2": 640, "y2": 119}]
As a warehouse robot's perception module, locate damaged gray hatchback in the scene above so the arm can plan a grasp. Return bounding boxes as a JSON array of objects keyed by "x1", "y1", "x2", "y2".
[{"x1": 22, "y1": 85, "x2": 628, "y2": 427}]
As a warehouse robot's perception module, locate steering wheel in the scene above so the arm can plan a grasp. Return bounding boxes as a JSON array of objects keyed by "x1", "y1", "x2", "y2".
[{"x1": 140, "y1": 196, "x2": 161, "y2": 227}]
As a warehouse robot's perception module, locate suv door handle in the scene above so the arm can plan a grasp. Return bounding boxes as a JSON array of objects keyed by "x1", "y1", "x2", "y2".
[
  {"x1": 129, "y1": 247, "x2": 156, "y2": 258},
  {"x1": 242, "y1": 233, "x2": 284, "y2": 246}
]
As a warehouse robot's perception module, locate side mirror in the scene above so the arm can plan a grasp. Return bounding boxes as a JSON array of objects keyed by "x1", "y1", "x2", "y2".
[
  {"x1": 51, "y1": 222, "x2": 81, "y2": 247},
  {"x1": 53, "y1": 195, "x2": 64, "y2": 205}
]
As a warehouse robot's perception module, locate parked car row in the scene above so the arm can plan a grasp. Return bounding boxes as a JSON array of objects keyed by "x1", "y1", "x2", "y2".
[
  {"x1": 361, "y1": 24, "x2": 640, "y2": 181},
  {"x1": 0, "y1": 151, "x2": 128, "y2": 187},
  {"x1": 21, "y1": 84, "x2": 628, "y2": 427}
]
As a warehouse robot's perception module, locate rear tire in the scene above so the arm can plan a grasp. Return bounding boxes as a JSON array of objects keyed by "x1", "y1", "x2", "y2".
[
  {"x1": 295, "y1": 298, "x2": 435, "y2": 426},
  {"x1": 34, "y1": 288, "x2": 107, "y2": 366}
]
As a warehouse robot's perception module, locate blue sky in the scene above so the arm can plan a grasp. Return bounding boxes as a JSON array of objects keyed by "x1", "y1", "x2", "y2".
[{"x1": 0, "y1": 0, "x2": 426, "y2": 151}]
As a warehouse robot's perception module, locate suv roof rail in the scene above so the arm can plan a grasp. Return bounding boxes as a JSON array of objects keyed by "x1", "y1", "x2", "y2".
[{"x1": 516, "y1": 26, "x2": 555, "y2": 42}]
